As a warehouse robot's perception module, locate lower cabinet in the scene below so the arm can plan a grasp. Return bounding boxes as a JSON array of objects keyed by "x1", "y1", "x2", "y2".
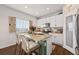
[
  {"x1": 47, "y1": 37, "x2": 52, "y2": 55},
  {"x1": 38, "y1": 40, "x2": 47, "y2": 55},
  {"x1": 38, "y1": 37, "x2": 52, "y2": 55},
  {"x1": 51, "y1": 34, "x2": 63, "y2": 45}
]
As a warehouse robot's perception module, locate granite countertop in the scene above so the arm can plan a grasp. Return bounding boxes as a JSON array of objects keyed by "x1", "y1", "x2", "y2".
[
  {"x1": 18, "y1": 33, "x2": 51, "y2": 42},
  {"x1": 49, "y1": 33, "x2": 63, "y2": 36},
  {"x1": 18, "y1": 32, "x2": 63, "y2": 43},
  {"x1": 30, "y1": 34, "x2": 50, "y2": 42}
]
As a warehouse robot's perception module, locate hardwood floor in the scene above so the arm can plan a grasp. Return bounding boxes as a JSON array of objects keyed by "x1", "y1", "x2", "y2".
[
  {"x1": 52, "y1": 44, "x2": 73, "y2": 55},
  {"x1": 0, "y1": 45, "x2": 16, "y2": 55},
  {"x1": 0, "y1": 44, "x2": 73, "y2": 55}
]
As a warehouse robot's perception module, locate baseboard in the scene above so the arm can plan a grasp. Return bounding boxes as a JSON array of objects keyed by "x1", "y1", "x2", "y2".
[{"x1": 0, "y1": 43, "x2": 16, "y2": 49}]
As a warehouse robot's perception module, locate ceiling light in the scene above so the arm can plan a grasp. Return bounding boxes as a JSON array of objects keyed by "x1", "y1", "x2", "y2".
[
  {"x1": 46, "y1": 8, "x2": 50, "y2": 10},
  {"x1": 25, "y1": 6, "x2": 28, "y2": 8}
]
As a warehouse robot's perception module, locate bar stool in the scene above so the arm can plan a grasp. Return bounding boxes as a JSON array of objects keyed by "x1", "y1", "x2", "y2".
[{"x1": 21, "y1": 35, "x2": 39, "y2": 55}]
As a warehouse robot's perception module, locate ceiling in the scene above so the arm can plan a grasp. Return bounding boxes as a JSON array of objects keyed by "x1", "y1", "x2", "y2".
[{"x1": 5, "y1": 4, "x2": 64, "y2": 18}]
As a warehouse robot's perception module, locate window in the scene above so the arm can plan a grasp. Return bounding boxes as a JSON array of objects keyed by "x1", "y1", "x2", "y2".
[{"x1": 16, "y1": 18, "x2": 29, "y2": 32}]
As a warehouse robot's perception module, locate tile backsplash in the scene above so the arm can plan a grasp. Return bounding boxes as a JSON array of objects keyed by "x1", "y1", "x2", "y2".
[
  {"x1": 35, "y1": 27, "x2": 63, "y2": 34},
  {"x1": 51, "y1": 27, "x2": 63, "y2": 33}
]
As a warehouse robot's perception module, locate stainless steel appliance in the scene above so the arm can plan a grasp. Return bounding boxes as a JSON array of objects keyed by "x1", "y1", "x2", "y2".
[{"x1": 43, "y1": 23, "x2": 51, "y2": 33}]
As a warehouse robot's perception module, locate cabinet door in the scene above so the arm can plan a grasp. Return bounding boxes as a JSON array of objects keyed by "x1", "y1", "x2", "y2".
[
  {"x1": 53, "y1": 35, "x2": 63, "y2": 45},
  {"x1": 37, "y1": 18, "x2": 49, "y2": 28},
  {"x1": 45, "y1": 18, "x2": 49, "y2": 23},
  {"x1": 56, "y1": 36, "x2": 63, "y2": 45},
  {"x1": 37, "y1": 19, "x2": 45, "y2": 28},
  {"x1": 59, "y1": 35, "x2": 63, "y2": 45},
  {"x1": 52, "y1": 36, "x2": 58, "y2": 44},
  {"x1": 51, "y1": 36, "x2": 54, "y2": 43},
  {"x1": 50, "y1": 16, "x2": 55, "y2": 27},
  {"x1": 55, "y1": 14, "x2": 64, "y2": 27},
  {"x1": 47, "y1": 37, "x2": 52, "y2": 55},
  {"x1": 54, "y1": 36, "x2": 59, "y2": 44}
]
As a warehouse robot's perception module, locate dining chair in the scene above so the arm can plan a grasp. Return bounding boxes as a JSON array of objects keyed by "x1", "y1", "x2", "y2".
[{"x1": 21, "y1": 35, "x2": 39, "y2": 55}]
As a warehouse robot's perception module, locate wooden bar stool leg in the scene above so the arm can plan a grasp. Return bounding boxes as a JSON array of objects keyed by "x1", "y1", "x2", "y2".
[{"x1": 15, "y1": 43, "x2": 17, "y2": 55}]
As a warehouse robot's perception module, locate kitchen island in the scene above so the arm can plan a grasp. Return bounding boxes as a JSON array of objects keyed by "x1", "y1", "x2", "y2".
[{"x1": 18, "y1": 32, "x2": 52, "y2": 55}]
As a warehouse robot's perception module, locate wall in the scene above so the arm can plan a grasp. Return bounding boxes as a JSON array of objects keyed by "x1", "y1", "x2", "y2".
[{"x1": 0, "y1": 5, "x2": 37, "y2": 48}]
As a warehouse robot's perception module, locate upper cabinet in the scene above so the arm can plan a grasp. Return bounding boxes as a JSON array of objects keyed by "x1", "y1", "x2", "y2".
[
  {"x1": 37, "y1": 14, "x2": 64, "y2": 28},
  {"x1": 55, "y1": 14, "x2": 64, "y2": 27},
  {"x1": 37, "y1": 19, "x2": 45, "y2": 28},
  {"x1": 49, "y1": 16, "x2": 56, "y2": 27}
]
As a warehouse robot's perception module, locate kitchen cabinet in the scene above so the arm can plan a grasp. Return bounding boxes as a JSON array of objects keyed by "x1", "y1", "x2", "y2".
[
  {"x1": 44, "y1": 18, "x2": 49, "y2": 23},
  {"x1": 37, "y1": 19, "x2": 45, "y2": 28},
  {"x1": 55, "y1": 14, "x2": 64, "y2": 27},
  {"x1": 50, "y1": 14, "x2": 64, "y2": 27},
  {"x1": 49, "y1": 16, "x2": 56, "y2": 27},
  {"x1": 38, "y1": 18, "x2": 51, "y2": 27},
  {"x1": 37, "y1": 14, "x2": 64, "y2": 28},
  {"x1": 46, "y1": 36, "x2": 52, "y2": 55},
  {"x1": 51, "y1": 36, "x2": 54, "y2": 43},
  {"x1": 38, "y1": 35, "x2": 52, "y2": 55},
  {"x1": 51, "y1": 34, "x2": 63, "y2": 45}
]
